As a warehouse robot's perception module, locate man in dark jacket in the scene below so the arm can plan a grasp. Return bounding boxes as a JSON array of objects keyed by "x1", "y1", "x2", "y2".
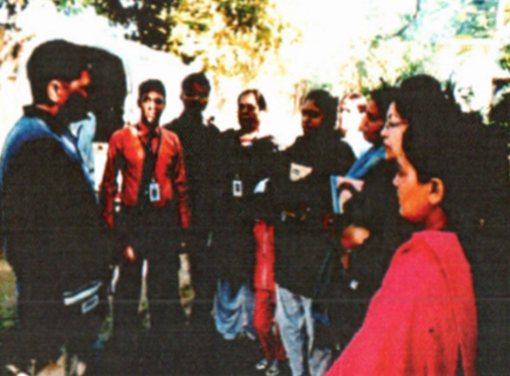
[
  {"x1": 164, "y1": 72, "x2": 220, "y2": 241},
  {"x1": 0, "y1": 40, "x2": 109, "y2": 374},
  {"x1": 212, "y1": 89, "x2": 280, "y2": 375},
  {"x1": 162, "y1": 73, "x2": 220, "y2": 374}
]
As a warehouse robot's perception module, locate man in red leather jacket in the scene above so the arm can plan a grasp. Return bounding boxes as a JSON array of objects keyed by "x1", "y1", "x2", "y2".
[{"x1": 100, "y1": 79, "x2": 190, "y2": 374}]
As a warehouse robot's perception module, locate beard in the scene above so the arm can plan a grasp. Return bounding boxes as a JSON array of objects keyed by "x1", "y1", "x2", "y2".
[{"x1": 55, "y1": 92, "x2": 90, "y2": 129}]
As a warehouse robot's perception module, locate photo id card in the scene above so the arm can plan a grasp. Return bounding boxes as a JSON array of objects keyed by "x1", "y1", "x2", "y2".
[
  {"x1": 149, "y1": 182, "x2": 160, "y2": 202},
  {"x1": 233, "y1": 179, "x2": 243, "y2": 197}
]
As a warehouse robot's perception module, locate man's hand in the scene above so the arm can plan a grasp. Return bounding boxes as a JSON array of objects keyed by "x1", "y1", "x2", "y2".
[
  {"x1": 123, "y1": 245, "x2": 136, "y2": 263},
  {"x1": 341, "y1": 224, "x2": 370, "y2": 250},
  {"x1": 178, "y1": 253, "x2": 194, "y2": 317},
  {"x1": 179, "y1": 253, "x2": 190, "y2": 274}
]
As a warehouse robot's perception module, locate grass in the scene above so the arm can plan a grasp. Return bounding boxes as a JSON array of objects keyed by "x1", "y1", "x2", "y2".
[{"x1": 0, "y1": 260, "x2": 16, "y2": 332}]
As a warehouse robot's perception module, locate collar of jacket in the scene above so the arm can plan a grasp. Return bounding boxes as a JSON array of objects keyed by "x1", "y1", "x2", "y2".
[
  {"x1": 23, "y1": 105, "x2": 67, "y2": 136},
  {"x1": 135, "y1": 121, "x2": 161, "y2": 141}
]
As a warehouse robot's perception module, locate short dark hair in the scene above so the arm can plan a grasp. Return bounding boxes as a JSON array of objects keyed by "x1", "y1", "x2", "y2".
[
  {"x1": 394, "y1": 75, "x2": 446, "y2": 122},
  {"x1": 27, "y1": 40, "x2": 90, "y2": 104},
  {"x1": 303, "y1": 89, "x2": 339, "y2": 131},
  {"x1": 182, "y1": 72, "x2": 211, "y2": 93},
  {"x1": 238, "y1": 89, "x2": 267, "y2": 111},
  {"x1": 369, "y1": 87, "x2": 398, "y2": 121},
  {"x1": 138, "y1": 79, "x2": 166, "y2": 102},
  {"x1": 401, "y1": 86, "x2": 471, "y2": 229}
]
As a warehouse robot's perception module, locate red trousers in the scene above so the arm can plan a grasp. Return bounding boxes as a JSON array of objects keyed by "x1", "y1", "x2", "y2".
[{"x1": 253, "y1": 288, "x2": 286, "y2": 361}]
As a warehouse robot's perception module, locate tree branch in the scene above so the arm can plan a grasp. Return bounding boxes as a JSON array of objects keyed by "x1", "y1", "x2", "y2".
[{"x1": 392, "y1": 0, "x2": 421, "y2": 38}]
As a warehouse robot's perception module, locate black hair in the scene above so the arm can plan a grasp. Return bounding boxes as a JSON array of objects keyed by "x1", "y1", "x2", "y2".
[
  {"x1": 369, "y1": 87, "x2": 398, "y2": 122},
  {"x1": 401, "y1": 90, "x2": 472, "y2": 230},
  {"x1": 303, "y1": 89, "x2": 339, "y2": 132},
  {"x1": 238, "y1": 89, "x2": 267, "y2": 111},
  {"x1": 399, "y1": 74, "x2": 442, "y2": 95},
  {"x1": 393, "y1": 75, "x2": 448, "y2": 123},
  {"x1": 138, "y1": 79, "x2": 166, "y2": 102},
  {"x1": 182, "y1": 72, "x2": 211, "y2": 93},
  {"x1": 27, "y1": 40, "x2": 90, "y2": 104}
]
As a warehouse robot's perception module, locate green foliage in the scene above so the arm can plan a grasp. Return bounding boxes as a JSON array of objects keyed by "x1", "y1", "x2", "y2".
[
  {"x1": 0, "y1": 0, "x2": 287, "y2": 80},
  {"x1": 455, "y1": 0, "x2": 498, "y2": 38},
  {"x1": 499, "y1": 44, "x2": 510, "y2": 71},
  {"x1": 48, "y1": 0, "x2": 288, "y2": 81},
  {"x1": 0, "y1": 261, "x2": 16, "y2": 332},
  {"x1": 350, "y1": 36, "x2": 434, "y2": 93}
]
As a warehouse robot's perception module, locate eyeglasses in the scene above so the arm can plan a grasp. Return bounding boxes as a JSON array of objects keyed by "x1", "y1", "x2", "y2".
[{"x1": 383, "y1": 121, "x2": 408, "y2": 130}]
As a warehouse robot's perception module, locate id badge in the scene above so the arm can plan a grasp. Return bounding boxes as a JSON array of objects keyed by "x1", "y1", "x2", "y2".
[
  {"x1": 149, "y1": 182, "x2": 160, "y2": 202},
  {"x1": 232, "y1": 179, "x2": 243, "y2": 197}
]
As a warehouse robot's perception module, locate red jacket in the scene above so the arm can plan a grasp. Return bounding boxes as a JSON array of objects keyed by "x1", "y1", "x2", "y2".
[
  {"x1": 326, "y1": 230, "x2": 477, "y2": 376},
  {"x1": 100, "y1": 122, "x2": 190, "y2": 229}
]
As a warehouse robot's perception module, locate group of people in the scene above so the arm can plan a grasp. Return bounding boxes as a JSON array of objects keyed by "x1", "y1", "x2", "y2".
[{"x1": 0, "y1": 39, "x2": 509, "y2": 376}]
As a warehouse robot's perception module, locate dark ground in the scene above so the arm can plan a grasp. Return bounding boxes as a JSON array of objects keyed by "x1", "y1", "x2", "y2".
[{"x1": 0, "y1": 261, "x2": 290, "y2": 376}]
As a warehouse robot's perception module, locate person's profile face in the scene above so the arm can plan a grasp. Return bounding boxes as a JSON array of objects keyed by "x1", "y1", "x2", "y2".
[
  {"x1": 359, "y1": 99, "x2": 384, "y2": 143},
  {"x1": 338, "y1": 100, "x2": 363, "y2": 133},
  {"x1": 301, "y1": 99, "x2": 325, "y2": 136},
  {"x1": 381, "y1": 102, "x2": 409, "y2": 160},
  {"x1": 238, "y1": 93, "x2": 261, "y2": 132},
  {"x1": 140, "y1": 90, "x2": 165, "y2": 126},
  {"x1": 393, "y1": 154, "x2": 433, "y2": 223},
  {"x1": 182, "y1": 81, "x2": 210, "y2": 111}
]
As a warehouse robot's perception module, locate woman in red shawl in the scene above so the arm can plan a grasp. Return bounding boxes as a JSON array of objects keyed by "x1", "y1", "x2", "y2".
[{"x1": 326, "y1": 78, "x2": 477, "y2": 376}]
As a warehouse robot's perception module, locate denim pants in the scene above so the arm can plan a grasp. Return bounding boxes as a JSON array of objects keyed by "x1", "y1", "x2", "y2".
[
  {"x1": 275, "y1": 286, "x2": 331, "y2": 376},
  {"x1": 214, "y1": 278, "x2": 256, "y2": 340}
]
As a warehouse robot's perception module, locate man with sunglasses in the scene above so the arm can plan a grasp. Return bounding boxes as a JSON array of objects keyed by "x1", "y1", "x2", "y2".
[
  {"x1": 100, "y1": 79, "x2": 190, "y2": 374},
  {"x1": 0, "y1": 40, "x2": 110, "y2": 374}
]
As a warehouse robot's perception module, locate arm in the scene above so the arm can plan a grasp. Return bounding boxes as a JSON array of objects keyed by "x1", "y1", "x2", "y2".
[
  {"x1": 99, "y1": 133, "x2": 122, "y2": 229},
  {"x1": 172, "y1": 136, "x2": 191, "y2": 231},
  {"x1": 99, "y1": 133, "x2": 136, "y2": 263}
]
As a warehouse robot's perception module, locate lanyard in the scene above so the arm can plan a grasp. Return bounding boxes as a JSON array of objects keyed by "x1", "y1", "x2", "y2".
[{"x1": 138, "y1": 128, "x2": 163, "y2": 177}]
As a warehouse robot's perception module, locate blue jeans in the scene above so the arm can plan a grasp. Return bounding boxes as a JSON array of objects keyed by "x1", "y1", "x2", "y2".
[
  {"x1": 214, "y1": 278, "x2": 256, "y2": 340},
  {"x1": 275, "y1": 286, "x2": 331, "y2": 376}
]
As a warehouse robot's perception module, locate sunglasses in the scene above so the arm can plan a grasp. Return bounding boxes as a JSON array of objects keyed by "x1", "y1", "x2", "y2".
[{"x1": 142, "y1": 96, "x2": 165, "y2": 106}]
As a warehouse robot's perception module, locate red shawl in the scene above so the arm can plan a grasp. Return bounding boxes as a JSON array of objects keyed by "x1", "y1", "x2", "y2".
[{"x1": 326, "y1": 230, "x2": 477, "y2": 376}]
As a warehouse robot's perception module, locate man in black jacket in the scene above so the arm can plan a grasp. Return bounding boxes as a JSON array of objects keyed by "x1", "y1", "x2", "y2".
[
  {"x1": 0, "y1": 40, "x2": 110, "y2": 374},
  {"x1": 163, "y1": 72, "x2": 220, "y2": 374}
]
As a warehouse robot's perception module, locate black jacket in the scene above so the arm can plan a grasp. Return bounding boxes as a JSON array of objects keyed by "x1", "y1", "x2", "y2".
[
  {"x1": 272, "y1": 131, "x2": 355, "y2": 298},
  {"x1": 164, "y1": 110, "x2": 220, "y2": 232},
  {"x1": 212, "y1": 129, "x2": 278, "y2": 286}
]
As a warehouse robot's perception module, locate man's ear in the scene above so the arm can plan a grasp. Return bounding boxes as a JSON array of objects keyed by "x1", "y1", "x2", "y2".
[
  {"x1": 429, "y1": 178, "x2": 444, "y2": 206},
  {"x1": 47, "y1": 80, "x2": 62, "y2": 103}
]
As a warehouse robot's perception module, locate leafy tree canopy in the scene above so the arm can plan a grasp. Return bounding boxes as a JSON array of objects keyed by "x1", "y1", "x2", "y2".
[{"x1": 7, "y1": 0, "x2": 290, "y2": 81}]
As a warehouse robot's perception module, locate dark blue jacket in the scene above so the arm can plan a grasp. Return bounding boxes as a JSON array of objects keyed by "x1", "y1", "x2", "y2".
[{"x1": 0, "y1": 106, "x2": 109, "y2": 299}]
